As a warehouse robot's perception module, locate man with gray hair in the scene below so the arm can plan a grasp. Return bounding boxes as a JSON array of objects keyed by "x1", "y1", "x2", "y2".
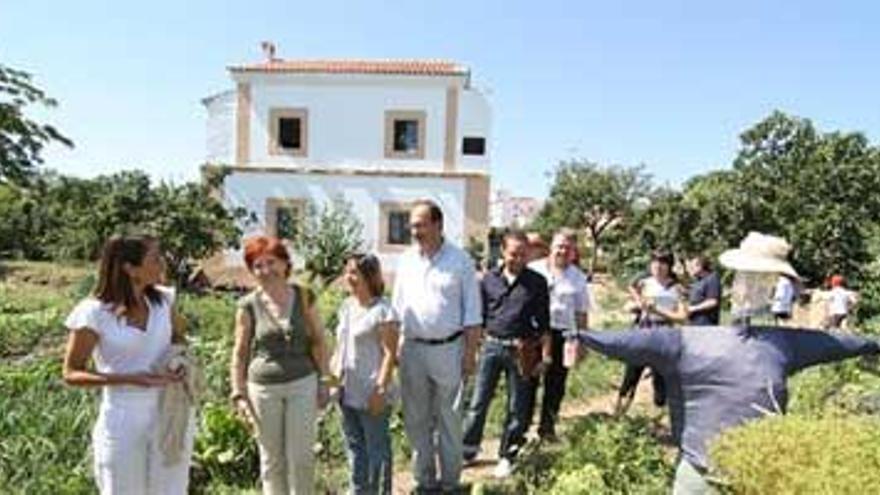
[
  {"x1": 393, "y1": 199, "x2": 482, "y2": 494},
  {"x1": 527, "y1": 228, "x2": 590, "y2": 441},
  {"x1": 570, "y1": 232, "x2": 880, "y2": 494}
]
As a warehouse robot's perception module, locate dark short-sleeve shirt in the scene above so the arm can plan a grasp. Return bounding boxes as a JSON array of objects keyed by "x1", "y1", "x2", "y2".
[
  {"x1": 482, "y1": 267, "x2": 550, "y2": 339},
  {"x1": 688, "y1": 271, "x2": 721, "y2": 325}
]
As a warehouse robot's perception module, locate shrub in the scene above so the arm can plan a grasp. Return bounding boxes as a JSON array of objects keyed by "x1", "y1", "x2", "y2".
[
  {"x1": 711, "y1": 415, "x2": 880, "y2": 495},
  {"x1": 514, "y1": 413, "x2": 673, "y2": 494}
]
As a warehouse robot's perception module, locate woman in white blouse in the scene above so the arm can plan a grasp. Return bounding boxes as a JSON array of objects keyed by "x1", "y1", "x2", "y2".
[
  {"x1": 331, "y1": 253, "x2": 400, "y2": 495},
  {"x1": 62, "y1": 234, "x2": 194, "y2": 494}
]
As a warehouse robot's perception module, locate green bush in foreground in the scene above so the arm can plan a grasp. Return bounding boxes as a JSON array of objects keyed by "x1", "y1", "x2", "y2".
[
  {"x1": 711, "y1": 415, "x2": 880, "y2": 495},
  {"x1": 514, "y1": 413, "x2": 673, "y2": 494}
]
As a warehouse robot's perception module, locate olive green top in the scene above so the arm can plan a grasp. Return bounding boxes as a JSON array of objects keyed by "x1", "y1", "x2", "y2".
[{"x1": 238, "y1": 285, "x2": 316, "y2": 384}]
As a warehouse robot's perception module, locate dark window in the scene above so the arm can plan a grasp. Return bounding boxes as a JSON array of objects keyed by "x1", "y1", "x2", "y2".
[
  {"x1": 388, "y1": 211, "x2": 412, "y2": 245},
  {"x1": 276, "y1": 207, "x2": 300, "y2": 240},
  {"x1": 462, "y1": 137, "x2": 486, "y2": 155},
  {"x1": 393, "y1": 120, "x2": 420, "y2": 153},
  {"x1": 278, "y1": 117, "x2": 302, "y2": 150}
]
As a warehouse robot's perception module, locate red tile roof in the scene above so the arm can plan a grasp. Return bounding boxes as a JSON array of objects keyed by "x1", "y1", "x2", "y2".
[{"x1": 229, "y1": 59, "x2": 468, "y2": 77}]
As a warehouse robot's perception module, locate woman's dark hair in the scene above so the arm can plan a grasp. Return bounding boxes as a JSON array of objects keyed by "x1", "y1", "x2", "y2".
[
  {"x1": 347, "y1": 253, "x2": 385, "y2": 298},
  {"x1": 650, "y1": 249, "x2": 675, "y2": 268},
  {"x1": 93, "y1": 234, "x2": 164, "y2": 311}
]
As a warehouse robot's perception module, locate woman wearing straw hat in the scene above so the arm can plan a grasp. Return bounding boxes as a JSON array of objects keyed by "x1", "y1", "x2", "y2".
[{"x1": 568, "y1": 232, "x2": 880, "y2": 494}]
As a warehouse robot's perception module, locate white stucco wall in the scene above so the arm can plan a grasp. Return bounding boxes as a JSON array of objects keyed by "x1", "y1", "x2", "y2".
[
  {"x1": 247, "y1": 75, "x2": 449, "y2": 171},
  {"x1": 205, "y1": 72, "x2": 491, "y2": 174},
  {"x1": 221, "y1": 170, "x2": 470, "y2": 272},
  {"x1": 203, "y1": 90, "x2": 235, "y2": 164},
  {"x1": 457, "y1": 88, "x2": 492, "y2": 172}
]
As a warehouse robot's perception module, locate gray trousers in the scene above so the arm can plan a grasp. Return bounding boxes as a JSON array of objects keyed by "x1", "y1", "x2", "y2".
[
  {"x1": 399, "y1": 338, "x2": 465, "y2": 491},
  {"x1": 673, "y1": 459, "x2": 716, "y2": 495}
]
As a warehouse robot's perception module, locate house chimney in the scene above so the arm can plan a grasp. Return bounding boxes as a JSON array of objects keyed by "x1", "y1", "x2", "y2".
[{"x1": 260, "y1": 41, "x2": 277, "y2": 62}]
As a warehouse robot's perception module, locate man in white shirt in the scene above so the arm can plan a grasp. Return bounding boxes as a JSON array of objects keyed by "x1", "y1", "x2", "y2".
[
  {"x1": 527, "y1": 229, "x2": 590, "y2": 441},
  {"x1": 771, "y1": 275, "x2": 797, "y2": 324},
  {"x1": 826, "y1": 274, "x2": 857, "y2": 329},
  {"x1": 393, "y1": 199, "x2": 482, "y2": 493}
]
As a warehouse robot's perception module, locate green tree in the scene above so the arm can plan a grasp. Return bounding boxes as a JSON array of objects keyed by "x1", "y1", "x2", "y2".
[
  {"x1": 533, "y1": 160, "x2": 653, "y2": 273},
  {"x1": 292, "y1": 197, "x2": 364, "y2": 286},
  {"x1": 0, "y1": 64, "x2": 72, "y2": 184},
  {"x1": 732, "y1": 111, "x2": 880, "y2": 283}
]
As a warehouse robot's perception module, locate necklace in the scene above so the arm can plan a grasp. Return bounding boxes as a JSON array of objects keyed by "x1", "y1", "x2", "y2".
[{"x1": 258, "y1": 287, "x2": 295, "y2": 343}]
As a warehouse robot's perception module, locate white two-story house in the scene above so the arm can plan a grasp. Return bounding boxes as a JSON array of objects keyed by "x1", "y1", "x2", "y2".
[{"x1": 201, "y1": 49, "x2": 491, "y2": 284}]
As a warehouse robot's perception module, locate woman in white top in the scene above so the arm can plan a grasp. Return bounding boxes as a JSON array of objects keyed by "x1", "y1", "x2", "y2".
[
  {"x1": 62, "y1": 234, "x2": 194, "y2": 494},
  {"x1": 617, "y1": 249, "x2": 686, "y2": 413},
  {"x1": 331, "y1": 253, "x2": 399, "y2": 495}
]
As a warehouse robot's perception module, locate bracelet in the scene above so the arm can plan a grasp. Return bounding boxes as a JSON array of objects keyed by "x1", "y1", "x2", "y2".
[{"x1": 229, "y1": 391, "x2": 246, "y2": 402}]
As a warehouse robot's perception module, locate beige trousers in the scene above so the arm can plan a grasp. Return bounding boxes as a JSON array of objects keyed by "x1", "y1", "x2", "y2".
[{"x1": 248, "y1": 374, "x2": 318, "y2": 495}]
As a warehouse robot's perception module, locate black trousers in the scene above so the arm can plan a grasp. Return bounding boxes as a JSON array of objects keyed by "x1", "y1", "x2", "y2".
[
  {"x1": 618, "y1": 364, "x2": 666, "y2": 407},
  {"x1": 535, "y1": 331, "x2": 568, "y2": 436}
]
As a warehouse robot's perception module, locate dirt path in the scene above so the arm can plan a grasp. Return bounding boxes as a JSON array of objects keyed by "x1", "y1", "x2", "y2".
[{"x1": 390, "y1": 378, "x2": 655, "y2": 494}]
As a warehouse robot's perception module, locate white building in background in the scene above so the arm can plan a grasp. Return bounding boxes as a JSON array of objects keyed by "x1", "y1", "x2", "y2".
[
  {"x1": 201, "y1": 46, "x2": 492, "y2": 284},
  {"x1": 490, "y1": 189, "x2": 543, "y2": 229}
]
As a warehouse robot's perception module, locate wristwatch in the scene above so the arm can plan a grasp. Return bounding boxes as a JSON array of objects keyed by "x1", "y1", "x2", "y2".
[{"x1": 374, "y1": 384, "x2": 387, "y2": 396}]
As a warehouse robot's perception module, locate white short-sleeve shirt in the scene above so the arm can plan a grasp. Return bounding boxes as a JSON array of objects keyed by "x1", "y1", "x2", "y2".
[
  {"x1": 771, "y1": 276, "x2": 795, "y2": 315},
  {"x1": 64, "y1": 286, "x2": 175, "y2": 376},
  {"x1": 528, "y1": 259, "x2": 590, "y2": 331},
  {"x1": 333, "y1": 296, "x2": 400, "y2": 409},
  {"x1": 828, "y1": 287, "x2": 854, "y2": 316}
]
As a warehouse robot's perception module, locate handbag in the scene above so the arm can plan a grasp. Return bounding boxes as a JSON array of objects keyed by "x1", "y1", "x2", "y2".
[{"x1": 515, "y1": 337, "x2": 542, "y2": 377}]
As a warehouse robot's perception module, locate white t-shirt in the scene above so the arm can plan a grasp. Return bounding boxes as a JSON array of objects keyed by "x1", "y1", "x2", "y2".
[
  {"x1": 828, "y1": 287, "x2": 854, "y2": 316},
  {"x1": 332, "y1": 297, "x2": 400, "y2": 409},
  {"x1": 528, "y1": 259, "x2": 590, "y2": 331},
  {"x1": 771, "y1": 277, "x2": 795, "y2": 315},
  {"x1": 64, "y1": 286, "x2": 175, "y2": 378},
  {"x1": 640, "y1": 277, "x2": 682, "y2": 318}
]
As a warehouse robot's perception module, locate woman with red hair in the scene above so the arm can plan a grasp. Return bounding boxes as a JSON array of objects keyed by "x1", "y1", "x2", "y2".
[{"x1": 229, "y1": 236, "x2": 331, "y2": 494}]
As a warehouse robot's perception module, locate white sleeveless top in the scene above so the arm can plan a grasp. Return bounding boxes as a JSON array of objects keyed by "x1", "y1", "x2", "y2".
[{"x1": 65, "y1": 286, "x2": 175, "y2": 379}]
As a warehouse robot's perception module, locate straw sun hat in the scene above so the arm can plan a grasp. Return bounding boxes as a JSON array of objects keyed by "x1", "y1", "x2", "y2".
[{"x1": 719, "y1": 232, "x2": 800, "y2": 280}]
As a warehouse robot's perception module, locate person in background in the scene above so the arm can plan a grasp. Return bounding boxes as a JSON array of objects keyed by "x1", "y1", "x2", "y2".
[
  {"x1": 616, "y1": 249, "x2": 687, "y2": 414},
  {"x1": 462, "y1": 230, "x2": 550, "y2": 478},
  {"x1": 826, "y1": 274, "x2": 857, "y2": 329},
  {"x1": 570, "y1": 232, "x2": 880, "y2": 495},
  {"x1": 686, "y1": 255, "x2": 722, "y2": 326},
  {"x1": 771, "y1": 273, "x2": 798, "y2": 325},
  {"x1": 62, "y1": 234, "x2": 195, "y2": 494},
  {"x1": 332, "y1": 253, "x2": 399, "y2": 495},
  {"x1": 525, "y1": 232, "x2": 550, "y2": 263},
  {"x1": 229, "y1": 236, "x2": 331, "y2": 495},
  {"x1": 527, "y1": 228, "x2": 590, "y2": 442},
  {"x1": 392, "y1": 199, "x2": 482, "y2": 494}
]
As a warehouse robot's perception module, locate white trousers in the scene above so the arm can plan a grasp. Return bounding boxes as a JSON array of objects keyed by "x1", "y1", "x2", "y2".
[
  {"x1": 249, "y1": 374, "x2": 318, "y2": 495},
  {"x1": 92, "y1": 388, "x2": 195, "y2": 495}
]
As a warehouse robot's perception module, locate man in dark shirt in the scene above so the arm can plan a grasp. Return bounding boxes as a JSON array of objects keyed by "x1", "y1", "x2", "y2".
[
  {"x1": 462, "y1": 230, "x2": 550, "y2": 477},
  {"x1": 686, "y1": 255, "x2": 722, "y2": 325}
]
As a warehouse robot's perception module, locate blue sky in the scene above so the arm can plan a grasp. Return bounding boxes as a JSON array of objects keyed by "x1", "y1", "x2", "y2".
[{"x1": 3, "y1": 0, "x2": 880, "y2": 198}]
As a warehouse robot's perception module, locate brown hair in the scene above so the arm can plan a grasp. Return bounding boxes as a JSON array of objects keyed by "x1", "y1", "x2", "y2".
[
  {"x1": 347, "y1": 253, "x2": 385, "y2": 298},
  {"x1": 93, "y1": 234, "x2": 164, "y2": 311},
  {"x1": 502, "y1": 229, "x2": 529, "y2": 249},
  {"x1": 412, "y1": 198, "x2": 444, "y2": 228}
]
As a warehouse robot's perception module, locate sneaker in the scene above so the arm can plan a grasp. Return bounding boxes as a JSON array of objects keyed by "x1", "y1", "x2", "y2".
[{"x1": 493, "y1": 458, "x2": 513, "y2": 478}]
